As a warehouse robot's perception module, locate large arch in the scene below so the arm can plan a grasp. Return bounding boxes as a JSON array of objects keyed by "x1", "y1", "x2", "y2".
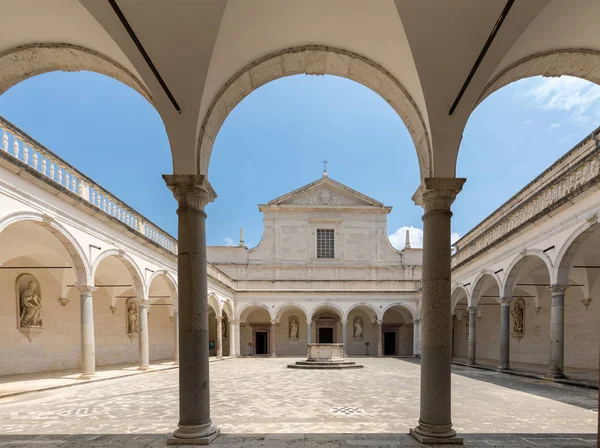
[
  {"x1": 147, "y1": 269, "x2": 178, "y2": 300},
  {"x1": 478, "y1": 49, "x2": 600, "y2": 107},
  {"x1": 91, "y1": 249, "x2": 146, "y2": 299},
  {"x1": 308, "y1": 302, "x2": 345, "y2": 321},
  {"x1": 274, "y1": 302, "x2": 309, "y2": 322},
  {"x1": 344, "y1": 302, "x2": 380, "y2": 322},
  {"x1": 451, "y1": 286, "x2": 469, "y2": 314},
  {"x1": 502, "y1": 250, "x2": 554, "y2": 298},
  {"x1": 197, "y1": 45, "x2": 431, "y2": 179},
  {"x1": 470, "y1": 271, "x2": 502, "y2": 307},
  {"x1": 238, "y1": 302, "x2": 273, "y2": 323},
  {"x1": 0, "y1": 210, "x2": 90, "y2": 285},
  {"x1": 555, "y1": 220, "x2": 600, "y2": 286},
  {"x1": 0, "y1": 44, "x2": 152, "y2": 104}
]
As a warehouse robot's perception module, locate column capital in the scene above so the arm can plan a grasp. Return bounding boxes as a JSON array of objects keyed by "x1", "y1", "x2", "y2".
[
  {"x1": 497, "y1": 297, "x2": 512, "y2": 306},
  {"x1": 341, "y1": 319, "x2": 347, "y2": 325},
  {"x1": 377, "y1": 319, "x2": 383, "y2": 325},
  {"x1": 412, "y1": 319, "x2": 420, "y2": 325},
  {"x1": 230, "y1": 319, "x2": 240, "y2": 325},
  {"x1": 306, "y1": 319, "x2": 313, "y2": 325},
  {"x1": 137, "y1": 298, "x2": 150, "y2": 308},
  {"x1": 163, "y1": 174, "x2": 217, "y2": 211},
  {"x1": 270, "y1": 319, "x2": 277, "y2": 326},
  {"x1": 547, "y1": 284, "x2": 569, "y2": 295},
  {"x1": 411, "y1": 177, "x2": 466, "y2": 212},
  {"x1": 468, "y1": 306, "x2": 478, "y2": 313},
  {"x1": 216, "y1": 315, "x2": 223, "y2": 322},
  {"x1": 77, "y1": 285, "x2": 97, "y2": 294}
]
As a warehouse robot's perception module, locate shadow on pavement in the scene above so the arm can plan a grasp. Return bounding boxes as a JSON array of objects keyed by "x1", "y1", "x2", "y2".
[{"x1": 394, "y1": 357, "x2": 598, "y2": 411}]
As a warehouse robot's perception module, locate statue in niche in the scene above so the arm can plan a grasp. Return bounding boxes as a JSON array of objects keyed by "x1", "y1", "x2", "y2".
[
  {"x1": 19, "y1": 278, "x2": 42, "y2": 327},
  {"x1": 126, "y1": 297, "x2": 139, "y2": 334},
  {"x1": 464, "y1": 310, "x2": 469, "y2": 339},
  {"x1": 289, "y1": 317, "x2": 299, "y2": 339},
  {"x1": 353, "y1": 317, "x2": 364, "y2": 339},
  {"x1": 511, "y1": 299, "x2": 524, "y2": 336},
  {"x1": 223, "y1": 321, "x2": 228, "y2": 339}
]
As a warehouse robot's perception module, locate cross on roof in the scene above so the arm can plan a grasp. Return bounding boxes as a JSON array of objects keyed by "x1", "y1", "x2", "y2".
[{"x1": 322, "y1": 159, "x2": 328, "y2": 172}]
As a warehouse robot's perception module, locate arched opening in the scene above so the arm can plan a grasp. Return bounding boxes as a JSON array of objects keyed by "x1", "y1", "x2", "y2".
[
  {"x1": 451, "y1": 288, "x2": 469, "y2": 360},
  {"x1": 470, "y1": 274, "x2": 501, "y2": 364},
  {"x1": 91, "y1": 251, "x2": 145, "y2": 366},
  {"x1": 147, "y1": 272, "x2": 177, "y2": 363},
  {"x1": 503, "y1": 254, "x2": 553, "y2": 367},
  {"x1": 309, "y1": 304, "x2": 343, "y2": 346},
  {"x1": 346, "y1": 304, "x2": 378, "y2": 357},
  {"x1": 0, "y1": 219, "x2": 88, "y2": 375},
  {"x1": 207, "y1": 294, "x2": 222, "y2": 357},
  {"x1": 274, "y1": 304, "x2": 308, "y2": 357},
  {"x1": 555, "y1": 223, "x2": 600, "y2": 372},
  {"x1": 239, "y1": 304, "x2": 272, "y2": 356},
  {"x1": 381, "y1": 304, "x2": 414, "y2": 357}
]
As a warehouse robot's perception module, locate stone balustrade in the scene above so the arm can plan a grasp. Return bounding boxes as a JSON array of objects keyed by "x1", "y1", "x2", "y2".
[
  {"x1": 452, "y1": 126, "x2": 600, "y2": 270},
  {"x1": 0, "y1": 117, "x2": 177, "y2": 255}
]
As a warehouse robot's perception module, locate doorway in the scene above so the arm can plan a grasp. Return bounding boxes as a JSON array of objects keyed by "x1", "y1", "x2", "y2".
[
  {"x1": 255, "y1": 331, "x2": 268, "y2": 355},
  {"x1": 384, "y1": 332, "x2": 396, "y2": 356},
  {"x1": 318, "y1": 327, "x2": 334, "y2": 343}
]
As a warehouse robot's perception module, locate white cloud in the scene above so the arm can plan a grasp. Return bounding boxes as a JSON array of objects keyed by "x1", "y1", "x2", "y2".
[
  {"x1": 522, "y1": 118, "x2": 534, "y2": 126},
  {"x1": 527, "y1": 76, "x2": 600, "y2": 124},
  {"x1": 388, "y1": 226, "x2": 460, "y2": 251},
  {"x1": 223, "y1": 237, "x2": 236, "y2": 246},
  {"x1": 548, "y1": 122, "x2": 561, "y2": 130}
]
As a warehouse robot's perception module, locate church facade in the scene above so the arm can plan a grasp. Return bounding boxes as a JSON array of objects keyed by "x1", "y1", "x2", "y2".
[{"x1": 206, "y1": 174, "x2": 422, "y2": 358}]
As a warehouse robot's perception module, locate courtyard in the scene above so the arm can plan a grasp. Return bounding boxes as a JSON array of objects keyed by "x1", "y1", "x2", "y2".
[{"x1": 0, "y1": 357, "x2": 596, "y2": 447}]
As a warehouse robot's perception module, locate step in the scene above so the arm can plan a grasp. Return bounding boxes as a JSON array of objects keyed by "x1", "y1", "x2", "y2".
[{"x1": 287, "y1": 363, "x2": 364, "y2": 370}]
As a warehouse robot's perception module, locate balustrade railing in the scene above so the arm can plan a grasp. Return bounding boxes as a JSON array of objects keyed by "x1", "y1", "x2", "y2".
[
  {"x1": 452, "y1": 127, "x2": 600, "y2": 270},
  {"x1": 0, "y1": 117, "x2": 177, "y2": 256}
]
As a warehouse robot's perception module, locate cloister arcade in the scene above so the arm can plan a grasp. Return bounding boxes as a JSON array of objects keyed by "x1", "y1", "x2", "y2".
[{"x1": 2, "y1": 0, "x2": 600, "y2": 444}]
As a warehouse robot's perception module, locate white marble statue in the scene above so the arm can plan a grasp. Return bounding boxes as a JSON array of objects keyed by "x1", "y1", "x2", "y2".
[
  {"x1": 353, "y1": 318, "x2": 363, "y2": 339},
  {"x1": 289, "y1": 317, "x2": 299, "y2": 339},
  {"x1": 126, "y1": 297, "x2": 139, "y2": 334},
  {"x1": 20, "y1": 280, "x2": 42, "y2": 327}
]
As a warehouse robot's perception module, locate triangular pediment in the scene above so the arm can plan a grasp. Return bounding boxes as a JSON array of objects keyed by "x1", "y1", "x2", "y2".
[{"x1": 267, "y1": 177, "x2": 383, "y2": 208}]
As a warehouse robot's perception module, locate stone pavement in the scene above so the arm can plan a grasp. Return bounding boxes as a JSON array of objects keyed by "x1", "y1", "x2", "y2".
[
  {"x1": 0, "y1": 360, "x2": 179, "y2": 398},
  {"x1": 0, "y1": 357, "x2": 597, "y2": 447}
]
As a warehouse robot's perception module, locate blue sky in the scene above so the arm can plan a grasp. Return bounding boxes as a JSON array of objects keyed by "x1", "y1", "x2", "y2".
[{"x1": 0, "y1": 72, "x2": 599, "y2": 249}]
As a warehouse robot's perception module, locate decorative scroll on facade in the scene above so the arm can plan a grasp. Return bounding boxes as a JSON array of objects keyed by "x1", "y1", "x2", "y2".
[{"x1": 452, "y1": 139, "x2": 600, "y2": 270}]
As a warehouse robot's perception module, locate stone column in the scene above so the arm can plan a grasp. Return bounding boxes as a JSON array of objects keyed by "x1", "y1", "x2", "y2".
[
  {"x1": 173, "y1": 311, "x2": 179, "y2": 364},
  {"x1": 307, "y1": 320, "x2": 312, "y2": 344},
  {"x1": 410, "y1": 177, "x2": 465, "y2": 444},
  {"x1": 164, "y1": 174, "x2": 219, "y2": 443},
  {"x1": 498, "y1": 297, "x2": 512, "y2": 371},
  {"x1": 377, "y1": 320, "x2": 383, "y2": 357},
  {"x1": 229, "y1": 320, "x2": 236, "y2": 357},
  {"x1": 270, "y1": 320, "x2": 277, "y2": 357},
  {"x1": 216, "y1": 316, "x2": 223, "y2": 359},
  {"x1": 468, "y1": 306, "x2": 477, "y2": 365},
  {"x1": 138, "y1": 298, "x2": 150, "y2": 370},
  {"x1": 413, "y1": 319, "x2": 421, "y2": 358},
  {"x1": 342, "y1": 320, "x2": 347, "y2": 357},
  {"x1": 548, "y1": 285, "x2": 568, "y2": 379},
  {"x1": 79, "y1": 286, "x2": 97, "y2": 379}
]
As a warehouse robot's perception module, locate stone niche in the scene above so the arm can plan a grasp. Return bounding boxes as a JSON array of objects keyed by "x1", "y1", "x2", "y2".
[{"x1": 16, "y1": 273, "x2": 43, "y2": 341}]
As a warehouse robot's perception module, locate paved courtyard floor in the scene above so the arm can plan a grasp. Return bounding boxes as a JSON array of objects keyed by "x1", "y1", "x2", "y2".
[{"x1": 0, "y1": 357, "x2": 597, "y2": 447}]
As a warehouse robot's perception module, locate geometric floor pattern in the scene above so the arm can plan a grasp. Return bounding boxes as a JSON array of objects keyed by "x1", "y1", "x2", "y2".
[{"x1": 0, "y1": 357, "x2": 596, "y2": 446}]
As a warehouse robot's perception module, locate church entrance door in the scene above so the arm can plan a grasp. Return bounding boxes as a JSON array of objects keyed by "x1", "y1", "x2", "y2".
[
  {"x1": 384, "y1": 332, "x2": 396, "y2": 356},
  {"x1": 318, "y1": 327, "x2": 334, "y2": 343},
  {"x1": 255, "y1": 331, "x2": 268, "y2": 355}
]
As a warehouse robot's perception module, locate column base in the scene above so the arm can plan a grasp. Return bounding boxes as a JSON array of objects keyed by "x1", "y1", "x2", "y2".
[
  {"x1": 545, "y1": 372, "x2": 567, "y2": 380},
  {"x1": 467, "y1": 361, "x2": 477, "y2": 366},
  {"x1": 138, "y1": 366, "x2": 150, "y2": 371},
  {"x1": 410, "y1": 428, "x2": 464, "y2": 445},
  {"x1": 410, "y1": 428, "x2": 463, "y2": 445},
  {"x1": 497, "y1": 365, "x2": 511, "y2": 372},
  {"x1": 169, "y1": 426, "x2": 220, "y2": 445},
  {"x1": 77, "y1": 373, "x2": 95, "y2": 380}
]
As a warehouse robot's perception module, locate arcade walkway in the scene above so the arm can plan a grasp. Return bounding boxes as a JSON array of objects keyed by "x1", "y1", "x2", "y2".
[{"x1": 0, "y1": 358, "x2": 595, "y2": 446}]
